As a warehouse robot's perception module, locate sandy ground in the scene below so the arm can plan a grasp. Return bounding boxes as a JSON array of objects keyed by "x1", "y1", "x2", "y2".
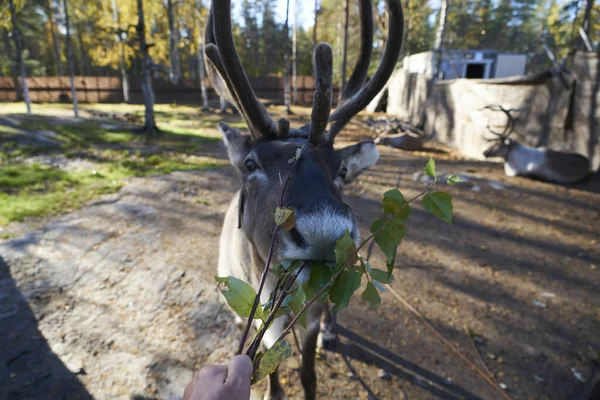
[{"x1": 1, "y1": 123, "x2": 599, "y2": 400}]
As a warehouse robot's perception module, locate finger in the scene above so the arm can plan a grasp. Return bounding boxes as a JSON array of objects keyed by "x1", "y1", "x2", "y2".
[
  {"x1": 183, "y1": 378, "x2": 197, "y2": 400},
  {"x1": 198, "y1": 364, "x2": 229, "y2": 384},
  {"x1": 225, "y1": 355, "x2": 253, "y2": 388}
]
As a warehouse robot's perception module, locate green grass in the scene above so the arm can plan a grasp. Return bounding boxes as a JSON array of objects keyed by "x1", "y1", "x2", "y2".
[
  {"x1": 0, "y1": 164, "x2": 73, "y2": 191},
  {"x1": 0, "y1": 125, "x2": 23, "y2": 136},
  {"x1": 0, "y1": 155, "x2": 225, "y2": 225},
  {"x1": 0, "y1": 103, "x2": 230, "y2": 226}
]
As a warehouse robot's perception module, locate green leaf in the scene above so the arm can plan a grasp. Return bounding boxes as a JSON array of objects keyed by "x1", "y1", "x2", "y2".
[
  {"x1": 335, "y1": 230, "x2": 358, "y2": 268},
  {"x1": 215, "y1": 276, "x2": 262, "y2": 320},
  {"x1": 270, "y1": 264, "x2": 285, "y2": 278},
  {"x1": 274, "y1": 207, "x2": 296, "y2": 231},
  {"x1": 328, "y1": 269, "x2": 362, "y2": 311},
  {"x1": 288, "y1": 286, "x2": 307, "y2": 329},
  {"x1": 424, "y1": 158, "x2": 437, "y2": 178},
  {"x1": 422, "y1": 192, "x2": 453, "y2": 224},
  {"x1": 447, "y1": 175, "x2": 464, "y2": 186},
  {"x1": 382, "y1": 189, "x2": 410, "y2": 220},
  {"x1": 370, "y1": 268, "x2": 394, "y2": 284},
  {"x1": 304, "y1": 263, "x2": 333, "y2": 301},
  {"x1": 251, "y1": 339, "x2": 292, "y2": 384},
  {"x1": 362, "y1": 282, "x2": 381, "y2": 307},
  {"x1": 370, "y1": 218, "x2": 406, "y2": 267}
]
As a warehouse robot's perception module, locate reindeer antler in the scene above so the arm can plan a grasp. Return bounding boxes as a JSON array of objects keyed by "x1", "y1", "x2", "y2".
[
  {"x1": 481, "y1": 105, "x2": 520, "y2": 139},
  {"x1": 339, "y1": 0, "x2": 373, "y2": 105},
  {"x1": 308, "y1": 43, "x2": 333, "y2": 145},
  {"x1": 328, "y1": 0, "x2": 404, "y2": 140},
  {"x1": 204, "y1": 0, "x2": 404, "y2": 145},
  {"x1": 204, "y1": 1, "x2": 279, "y2": 140}
]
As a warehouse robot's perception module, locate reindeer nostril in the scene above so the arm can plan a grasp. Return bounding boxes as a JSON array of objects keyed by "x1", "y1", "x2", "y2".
[{"x1": 289, "y1": 227, "x2": 308, "y2": 248}]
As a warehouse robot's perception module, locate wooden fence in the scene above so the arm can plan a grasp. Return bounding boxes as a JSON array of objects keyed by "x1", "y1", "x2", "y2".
[{"x1": 0, "y1": 76, "x2": 340, "y2": 105}]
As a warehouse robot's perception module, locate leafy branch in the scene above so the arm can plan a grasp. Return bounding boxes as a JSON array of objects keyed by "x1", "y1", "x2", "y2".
[
  {"x1": 234, "y1": 146, "x2": 305, "y2": 355},
  {"x1": 216, "y1": 158, "x2": 461, "y2": 382}
]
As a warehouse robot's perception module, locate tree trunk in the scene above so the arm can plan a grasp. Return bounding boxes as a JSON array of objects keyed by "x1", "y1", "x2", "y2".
[
  {"x1": 136, "y1": 0, "x2": 157, "y2": 132},
  {"x1": 313, "y1": 0, "x2": 318, "y2": 45},
  {"x1": 63, "y1": 0, "x2": 78, "y2": 117},
  {"x1": 167, "y1": 0, "x2": 181, "y2": 83},
  {"x1": 340, "y1": 0, "x2": 350, "y2": 95},
  {"x1": 111, "y1": 0, "x2": 130, "y2": 103},
  {"x1": 3, "y1": 31, "x2": 22, "y2": 101},
  {"x1": 292, "y1": 0, "x2": 298, "y2": 105},
  {"x1": 195, "y1": 1, "x2": 208, "y2": 110},
  {"x1": 582, "y1": 0, "x2": 594, "y2": 41},
  {"x1": 119, "y1": 44, "x2": 131, "y2": 103},
  {"x1": 44, "y1": 0, "x2": 63, "y2": 76},
  {"x1": 434, "y1": 0, "x2": 448, "y2": 80},
  {"x1": 198, "y1": 42, "x2": 208, "y2": 110},
  {"x1": 284, "y1": 0, "x2": 291, "y2": 114},
  {"x1": 401, "y1": 0, "x2": 409, "y2": 59},
  {"x1": 220, "y1": 96, "x2": 228, "y2": 113},
  {"x1": 8, "y1": 0, "x2": 31, "y2": 114}
]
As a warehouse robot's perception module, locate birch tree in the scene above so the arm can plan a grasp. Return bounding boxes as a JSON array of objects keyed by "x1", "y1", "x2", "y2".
[
  {"x1": 110, "y1": 0, "x2": 131, "y2": 103},
  {"x1": 434, "y1": 0, "x2": 448, "y2": 80},
  {"x1": 167, "y1": 0, "x2": 181, "y2": 83},
  {"x1": 8, "y1": 0, "x2": 31, "y2": 114},
  {"x1": 63, "y1": 0, "x2": 78, "y2": 117},
  {"x1": 136, "y1": 0, "x2": 158, "y2": 133},
  {"x1": 283, "y1": 0, "x2": 291, "y2": 114}
]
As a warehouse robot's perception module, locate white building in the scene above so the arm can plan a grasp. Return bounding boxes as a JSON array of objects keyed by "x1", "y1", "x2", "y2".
[{"x1": 402, "y1": 50, "x2": 528, "y2": 80}]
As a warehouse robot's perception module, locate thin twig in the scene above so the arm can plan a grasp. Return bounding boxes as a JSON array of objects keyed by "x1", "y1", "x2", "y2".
[
  {"x1": 291, "y1": 326, "x2": 303, "y2": 358},
  {"x1": 384, "y1": 284, "x2": 513, "y2": 400},
  {"x1": 236, "y1": 146, "x2": 306, "y2": 355},
  {"x1": 247, "y1": 262, "x2": 307, "y2": 359},
  {"x1": 278, "y1": 269, "x2": 341, "y2": 343},
  {"x1": 465, "y1": 326, "x2": 495, "y2": 379},
  {"x1": 237, "y1": 222, "x2": 280, "y2": 355}
]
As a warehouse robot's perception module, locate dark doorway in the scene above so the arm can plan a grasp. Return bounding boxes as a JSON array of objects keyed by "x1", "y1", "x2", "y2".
[{"x1": 465, "y1": 63, "x2": 486, "y2": 79}]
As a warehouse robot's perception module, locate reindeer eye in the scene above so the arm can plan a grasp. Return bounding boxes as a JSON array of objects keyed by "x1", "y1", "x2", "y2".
[
  {"x1": 245, "y1": 159, "x2": 258, "y2": 172},
  {"x1": 339, "y1": 167, "x2": 348, "y2": 180}
]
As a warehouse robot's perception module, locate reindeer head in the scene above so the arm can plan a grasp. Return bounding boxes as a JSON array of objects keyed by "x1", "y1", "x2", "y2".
[
  {"x1": 482, "y1": 105, "x2": 519, "y2": 160},
  {"x1": 205, "y1": 0, "x2": 404, "y2": 263}
]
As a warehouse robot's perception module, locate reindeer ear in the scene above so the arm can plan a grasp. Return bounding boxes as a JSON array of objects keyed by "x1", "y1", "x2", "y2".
[
  {"x1": 219, "y1": 122, "x2": 251, "y2": 170},
  {"x1": 336, "y1": 141, "x2": 379, "y2": 184}
]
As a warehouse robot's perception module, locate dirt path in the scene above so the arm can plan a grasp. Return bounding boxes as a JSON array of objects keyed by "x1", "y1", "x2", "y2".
[
  {"x1": 1, "y1": 169, "x2": 241, "y2": 400},
  {"x1": 1, "y1": 142, "x2": 599, "y2": 400}
]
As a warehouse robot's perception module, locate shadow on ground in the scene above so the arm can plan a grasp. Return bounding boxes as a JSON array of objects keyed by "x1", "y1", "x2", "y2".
[{"x1": 0, "y1": 256, "x2": 92, "y2": 400}]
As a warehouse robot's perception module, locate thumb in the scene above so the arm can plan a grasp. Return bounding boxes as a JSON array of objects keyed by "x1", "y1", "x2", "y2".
[{"x1": 226, "y1": 355, "x2": 254, "y2": 388}]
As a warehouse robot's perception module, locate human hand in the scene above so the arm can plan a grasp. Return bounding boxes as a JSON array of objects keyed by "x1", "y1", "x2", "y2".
[{"x1": 183, "y1": 355, "x2": 253, "y2": 400}]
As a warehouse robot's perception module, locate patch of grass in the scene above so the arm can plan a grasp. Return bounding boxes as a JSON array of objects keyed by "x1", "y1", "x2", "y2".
[
  {"x1": 0, "y1": 155, "x2": 225, "y2": 226},
  {"x1": 0, "y1": 124, "x2": 23, "y2": 136},
  {"x1": 16, "y1": 118, "x2": 138, "y2": 148},
  {"x1": 119, "y1": 155, "x2": 225, "y2": 176},
  {"x1": 0, "y1": 103, "x2": 232, "y2": 225},
  {"x1": 227, "y1": 122, "x2": 249, "y2": 129},
  {"x1": 0, "y1": 232, "x2": 16, "y2": 240},
  {"x1": 0, "y1": 164, "x2": 73, "y2": 191},
  {"x1": 0, "y1": 183, "x2": 123, "y2": 226}
]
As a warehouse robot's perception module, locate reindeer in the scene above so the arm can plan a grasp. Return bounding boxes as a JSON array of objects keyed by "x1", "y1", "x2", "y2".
[
  {"x1": 482, "y1": 105, "x2": 590, "y2": 184},
  {"x1": 203, "y1": 0, "x2": 404, "y2": 398}
]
